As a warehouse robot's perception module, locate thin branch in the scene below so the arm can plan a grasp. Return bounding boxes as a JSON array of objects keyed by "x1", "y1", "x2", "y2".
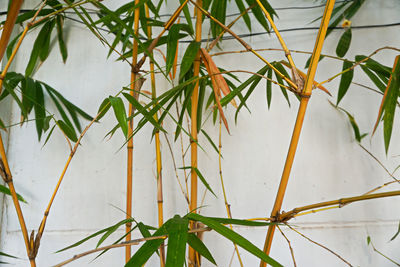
[
  {"x1": 279, "y1": 190, "x2": 400, "y2": 221},
  {"x1": 277, "y1": 225, "x2": 297, "y2": 267},
  {"x1": 286, "y1": 223, "x2": 353, "y2": 267}
]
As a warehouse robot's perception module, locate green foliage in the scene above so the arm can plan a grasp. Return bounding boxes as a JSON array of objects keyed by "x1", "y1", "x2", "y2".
[{"x1": 0, "y1": 184, "x2": 27, "y2": 203}]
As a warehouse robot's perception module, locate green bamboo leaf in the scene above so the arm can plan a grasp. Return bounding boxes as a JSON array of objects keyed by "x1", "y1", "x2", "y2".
[
  {"x1": 197, "y1": 79, "x2": 206, "y2": 133},
  {"x1": 179, "y1": 0, "x2": 194, "y2": 33},
  {"x1": 210, "y1": 0, "x2": 227, "y2": 38},
  {"x1": 43, "y1": 124, "x2": 56, "y2": 147},
  {"x1": 39, "y1": 19, "x2": 56, "y2": 61},
  {"x1": 179, "y1": 41, "x2": 200, "y2": 80},
  {"x1": 194, "y1": 167, "x2": 217, "y2": 198},
  {"x1": 6, "y1": 31, "x2": 23, "y2": 60},
  {"x1": 137, "y1": 222, "x2": 152, "y2": 238},
  {"x1": 235, "y1": 65, "x2": 269, "y2": 120},
  {"x1": 44, "y1": 85, "x2": 75, "y2": 130},
  {"x1": 166, "y1": 24, "x2": 181, "y2": 75},
  {"x1": 34, "y1": 82, "x2": 46, "y2": 140},
  {"x1": 165, "y1": 215, "x2": 189, "y2": 267},
  {"x1": 180, "y1": 167, "x2": 217, "y2": 198},
  {"x1": 57, "y1": 120, "x2": 78, "y2": 142},
  {"x1": 266, "y1": 68, "x2": 272, "y2": 109},
  {"x1": 2, "y1": 78, "x2": 27, "y2": 119},
  {"x1": 26, "y1": 20, "x2": 55, "y2": 76},
  {"x1": 336, "y1": 28, "x2": 352, "y2": 58},
  {"x1": 273, "y1": 63, "x2": 290, "y2": 107},
  {"x1": 233, "y1": 0, "x2": 250, "y2": 31},
  {"x1": 0, "y1": 251, "x2": 17, "y2": 259},
  {"x1": 330, "y1": 102, "x2": 366, "y2": 143},
  {"x1": 187, "y1": 233, "x2": 216, "y2": 265},
  {"x1": 336, "y1": 60, "x2": 354, "y2": 105},
  {"x1": 221, "y1": 65, "x2": 269, "y2": 107},
  {"x1": 109, "y1": 96, "x2": 128, "y2": 138},
  {"x1": 96, "y1": 219, "x2": 135, "y2": 248},
  {"x1": 97, "y1": 98, "x2": 111, "y2": 121},
  {"x1": 0, "y1": 184, "x2": 27, "y2": 203},
  {"x1": 174, "y1": 86, "x2": 194, "y2": 141},
  {"x1": 244, "y1": 0, "x2": 269, "y2": 32},
  {"x1": 125, "y1": 220, "x2": 171, "y2": 267},
  {"x1": 56, "y1": 15, "x2": 68, "y2": 63},
  {"x1": 390, "y1": 221, "x2": 400, "y2": 241},
  {"x1": 56, "y1": 218, "x2": 134, "y2": 253},
  {"x1": 382, "y1": 57, "x2": 400, "y2": 153},
  {"x1": 20, "y1": 77, "x2": 36, "y2": 116},
  {"x1": 201, "y1": 129, "x2": 220, "y2": 156},
  {"x1": 356, "y1": 55, "x2": 391, "y2": 79},
  {"x1": 360, "y1": 65, "x2": 387, "y2": 92},
  {"x1": 187, "y1": 213, "x2": 283, "y2": 267},
  {"x1": 122, "y1": 93, "x2": 165, "y2": 134}
]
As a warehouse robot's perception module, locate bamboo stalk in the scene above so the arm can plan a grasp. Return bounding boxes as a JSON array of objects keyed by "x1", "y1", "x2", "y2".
[
  {"x1": 218, "y1": 118, "x2": 244, "y2": 267},
  {"x1": 125, "y1": 0, "x2": 141, "y2": 262},
  {"x1": 0, "y1": 2, "x2": 40, "y2": 266},
  {"x1": 145, "y1": 5, "x2": 165, "y2": 266},
  {"x1": 260, "y1": 1, "x2": 336, "y2": 266},
  {"x1": 188, "y1": 1, "x2": 203, "y2": 266}
]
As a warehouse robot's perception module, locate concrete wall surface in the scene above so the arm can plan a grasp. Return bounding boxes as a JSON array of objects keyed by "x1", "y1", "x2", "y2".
[{"x1": 1, "y1": 0, "x2": 400, "y2": 266}]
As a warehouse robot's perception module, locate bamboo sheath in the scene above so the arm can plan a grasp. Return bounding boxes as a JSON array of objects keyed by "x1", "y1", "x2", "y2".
[
  {"x1": 188, "y1": 1, "x2": 203, "y2": 266},
  {"x1": 260, "y1": 1, "x2": 336, "y2": 266}
]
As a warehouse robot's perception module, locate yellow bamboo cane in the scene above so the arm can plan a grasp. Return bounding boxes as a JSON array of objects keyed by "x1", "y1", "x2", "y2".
[
  {"x1": 260, "y1": 1, "x2": 336, "y2": 266},
  {"x1": 126, "y1": 0, "x2": 141, "y2": 262},
  {"x1": 188, "y1": 1, "x2": 203, "y2": 266},
  {"x1": 145, "y1": 4, "x2": 166, "y2": 266}
]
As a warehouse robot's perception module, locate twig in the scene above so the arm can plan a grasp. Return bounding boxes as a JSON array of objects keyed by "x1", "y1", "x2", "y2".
[
  {"x1": 369, "y1": 238, "x2": 400, "y2": 266},
  {"x1": 276, "y1": 225, "x2": 297, "y2": 267},
  {"x1": 286, "y1": 223, "x2": 353, "y2": 267},
  {"x1": 279, "y1": 190, "x2": 400, "y2": 221}
]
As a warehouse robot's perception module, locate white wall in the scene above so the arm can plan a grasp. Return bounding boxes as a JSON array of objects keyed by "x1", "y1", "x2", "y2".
[{"x1": 1, "y1": 0, "x2": 400, "y2": 266}]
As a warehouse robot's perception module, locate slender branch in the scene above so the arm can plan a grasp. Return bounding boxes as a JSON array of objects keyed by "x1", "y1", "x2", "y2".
[
  {"x1": 188, "y1": 0, "x2": 298, "y2": 90},
  {"x1": 255, "y1": 0, "x2": 302, "y2": 91},
  {"x1": 316, "y1": 46, "x2": 400, "y2": 87},
  {"x1": 218, "y1": 118, "x2": 244, "y2": 267},
  {"x1": 369, "y1": 239, "x2": 400, "y2": 266},
  {"x1": 145, "y1": 4, "x2": 165, "y2": 266},
  {"x1": 261, "y1": 2, "x2": 336, "y2": 264},
  {"x1": 188, "y1": 1, "x2": 203, "y2": 265},
  {"x1": 276, "y1": 226, "x2": 297, "y2": 267},
  {"x1": 286, "y1": 223, "x2": 353, "y2": 267},
  {"x1": 279, "y1": 190, "x2": 400, "y2": 221},
  {"x1": 125, "y1": 0, "x2": 141, "y2": 262}
]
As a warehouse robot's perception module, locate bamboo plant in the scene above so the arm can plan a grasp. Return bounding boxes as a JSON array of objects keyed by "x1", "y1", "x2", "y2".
[{"x1": 0, "y1": 0, "x2": 400, "y2": 266}]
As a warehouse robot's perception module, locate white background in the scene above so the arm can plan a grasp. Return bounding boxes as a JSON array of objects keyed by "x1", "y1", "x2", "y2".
[{"x1": 1, "y1": 0, "x2": 400, "y2": 266}]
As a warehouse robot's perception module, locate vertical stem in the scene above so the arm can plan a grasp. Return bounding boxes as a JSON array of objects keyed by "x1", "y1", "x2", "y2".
[
  {"x1": 218, "y1": 118, "x2": 244, "y2": 267},
  {"x1": 145, "y1": 5, "x2": 165, "y2": 266},
  {"x1": 0, "y1": 2, "x2": 36, "y2": 266},
  {"x1": 189, "y1": 1, "x2": 203, "y2": 266},
  {"x1": 126, "y1": 0, "x2": 140, "y2": 262},
  {"x1": 260, "y1": 1, "x2": 336, "y2": 266}
]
